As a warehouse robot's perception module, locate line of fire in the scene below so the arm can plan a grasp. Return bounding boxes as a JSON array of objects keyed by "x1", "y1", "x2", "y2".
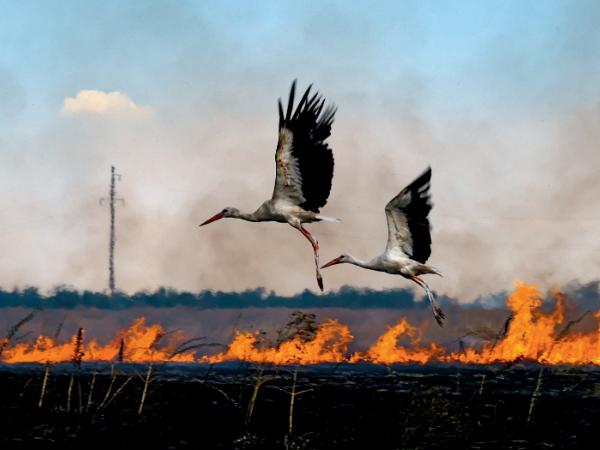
[{"x1": 2, "y1": 283, "x2": 599, "y2": 366}]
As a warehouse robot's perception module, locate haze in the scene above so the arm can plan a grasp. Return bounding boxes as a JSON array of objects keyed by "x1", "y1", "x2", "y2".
[{"x1": 1, "y1": 0, "x2": 599, "y2": 300}]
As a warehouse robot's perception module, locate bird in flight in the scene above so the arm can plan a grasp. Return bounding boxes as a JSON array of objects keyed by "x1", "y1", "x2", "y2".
[
  {"x1": 321, "y1": 167, "x2": 445, "y2": 326},
  {"x1": 200, "y1": 81, "x2": 338, "y2": 291}
]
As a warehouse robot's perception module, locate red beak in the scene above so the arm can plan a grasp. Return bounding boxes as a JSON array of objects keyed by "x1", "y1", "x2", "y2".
[
  {"x1": 321, "y1": 257, "x2": 342, "y2": 269},
  {"x1": 199, "y1": 212, "x2": 224, "y2": 227}
]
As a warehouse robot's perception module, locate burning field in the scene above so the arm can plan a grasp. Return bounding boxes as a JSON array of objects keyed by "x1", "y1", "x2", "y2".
[
  {"x1": 1, "y1": 283, "x2": 600, "y2": 366},
  {"x1": 1, "y1": 282, "x2": 600, "y2": 449}
]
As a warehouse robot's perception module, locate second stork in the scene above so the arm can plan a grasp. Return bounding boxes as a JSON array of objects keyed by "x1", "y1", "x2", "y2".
[{"x1": 321, "y1": 167, "x2": 446, "y2": 326}]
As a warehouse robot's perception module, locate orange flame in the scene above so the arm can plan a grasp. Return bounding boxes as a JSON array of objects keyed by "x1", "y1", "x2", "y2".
[
  {"x1": 1, "y1": 317, "x2": 195, "y2": 363},
  {"x1": 445, "y1": 282, "x2": 600, "y2": 364},
  {"x1": 350, "y1": 318, "x2": 443, "y2": 364},
  {"x1": 204, "y1": 319, "x2": 353, "y2": 365},
  {"x1": 2, "y1": 283, "x2": 600, "y2": 365}
]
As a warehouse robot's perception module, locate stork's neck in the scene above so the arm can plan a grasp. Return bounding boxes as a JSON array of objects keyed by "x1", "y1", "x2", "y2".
[
  {"x1": 231, "y1": 210, "x2": 262, "y2": 222},
  {"x1": 346, "y1": 255, "x2": 372, "y2": 269}
]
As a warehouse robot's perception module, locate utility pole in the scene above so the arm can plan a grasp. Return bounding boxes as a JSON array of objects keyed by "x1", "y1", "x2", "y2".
[{"x1": 100, "y1": 166, "x2": 124, "y2": 294}]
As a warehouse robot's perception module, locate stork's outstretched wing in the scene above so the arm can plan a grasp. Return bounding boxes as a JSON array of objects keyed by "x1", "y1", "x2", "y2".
[
  {"x1": 384, "y1": 167, "x2": 433, "y2": 263},
  {"x1": 272, "y1": 81, "x2": 336, "y2": 212}
]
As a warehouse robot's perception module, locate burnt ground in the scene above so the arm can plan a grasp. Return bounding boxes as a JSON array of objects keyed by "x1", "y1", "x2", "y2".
[{"x1": 0, "y1": 363, "x2": 599, "y2": 449}]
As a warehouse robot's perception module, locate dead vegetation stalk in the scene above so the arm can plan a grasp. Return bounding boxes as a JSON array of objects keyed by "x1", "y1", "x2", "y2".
[
  {"x1": 245, "y1": 364, "x2": 277, "y2": 428},
  {"x1": 66, "y1": 327, "x2": 85, "y2": 413},
  {"x1": 103, "y1": 377, "x2": 133, "y2": 408},
  {"x1": 478, "y1": 373, "x2": 487, "y2": 396},
  {"x1": 97, "y1": 364, "x2": 117, "y2": 410},
  {"x1": 138, "y1": 363, "x2": 153, "y2": 415},
  {"x1": 38, "y1": 363, "x2": 50, "y2": 408},
  {"x1": 86, "y1": 372, "x2": 97, "y2": 412},
  {"x1": 66, "y1": 375, "x2": 74, "y2": 412},
  {"x1": 38, "y1": 317, "x2": 65, "y2": 409},
  {"x1": 98, "y1": 376, "x2": 133, "y2": 411},
  {"x1": 0, "y1": 309, "x2": 40, "y2": 358},
  {"x1": 527, "y1": 368, "x2": 544, "y2": 423},
  {"x1": 287, "y1": 367, "x2": 313, "y2": 435}
]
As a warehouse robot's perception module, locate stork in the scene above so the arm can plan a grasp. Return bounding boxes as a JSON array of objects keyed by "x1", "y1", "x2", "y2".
[
  {"x1": 321, "y1": 167, "x2": 446, "y2": 326},
  {"x1": 200, "y1": 81, "x2": 338, "y2": 291}
]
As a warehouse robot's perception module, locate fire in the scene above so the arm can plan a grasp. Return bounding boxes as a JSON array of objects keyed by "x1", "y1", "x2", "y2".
[
  {"x1": 446, "y1": 282, "x2": 600, "y2": 365},
  {"x1": 204, "y1": 319, "x2": 353, "y2": 365},
  {"x1": 1, "y1": 317, "x2": 195, "y2": 364},
  {"x1": 1, "y1": 283, "x2": 600, "y2": 365},
  {"x1": 350, "y1": 318, "x2": 443, "y2": 364}
]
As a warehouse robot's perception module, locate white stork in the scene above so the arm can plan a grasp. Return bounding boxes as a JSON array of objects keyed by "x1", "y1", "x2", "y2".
[
  {"x1": 321, "y1": 167, "x2": 446, "y2": 326},
  {"x1": 200, "y1": 81, "x2": 338, "y2": 291}
]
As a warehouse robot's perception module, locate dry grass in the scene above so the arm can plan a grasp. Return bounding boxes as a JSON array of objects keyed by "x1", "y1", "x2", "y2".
[
  {"x1": 0, "y1": 309, "x2": 40, "y2": 358},
  {"x1": 527, "y1": 368, "x2": 544, "y2": 423}
]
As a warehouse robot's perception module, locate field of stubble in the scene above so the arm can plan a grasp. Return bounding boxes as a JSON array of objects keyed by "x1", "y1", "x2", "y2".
[{"x1": 0, "y1": 363, "x2": 598, "y2": 449}]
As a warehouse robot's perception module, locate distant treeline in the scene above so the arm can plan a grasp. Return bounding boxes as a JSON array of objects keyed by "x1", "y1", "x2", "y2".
[
  {"x1": 0, "y1": 281, "x2": 597, "y2": 310},
  {"x1": 0, "y1": 286, "x2": 430, "y2": 309}
]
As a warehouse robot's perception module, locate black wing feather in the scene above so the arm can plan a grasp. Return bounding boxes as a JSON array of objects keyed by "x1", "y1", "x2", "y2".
[
  {"x1": 385, "y1": 167, "x2": 433, "y2": 263},
  {"x1": 292, "y1": 85, "x2": 311, "y2": 121},
  {"x1": 278, "y1": 100, "x2": 284, "y2": 129},
  {"x1": 285, "y1": 81, "x2": 296, "y2": 121},
  {"x1": 278, "y1": 81, "x2": 336, "y2": 213},
  {"x1": 402, "y1": 167, "x2": 432, "y2": 263}
]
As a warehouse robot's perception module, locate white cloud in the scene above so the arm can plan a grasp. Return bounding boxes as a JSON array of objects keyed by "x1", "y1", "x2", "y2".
[{"x1": 61, "y1": 90, "x2": 152, "y2": 117}]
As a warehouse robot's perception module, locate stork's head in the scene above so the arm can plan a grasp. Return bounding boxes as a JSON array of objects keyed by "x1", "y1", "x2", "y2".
[
  {"x1": 199, "y1": 207, "x2": 240, "y2": 226},
  {"x1": 321, "y1": 254, "x2": 351, "y2": 269}
]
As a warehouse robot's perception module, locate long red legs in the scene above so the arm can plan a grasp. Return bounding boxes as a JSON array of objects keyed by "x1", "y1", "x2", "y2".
[
  {"x1": 299, "y1": 225, "x2": 324, "y2": 291},
  {"x1": 410, "y1": 275, "x2": 445, "y2": 327}
]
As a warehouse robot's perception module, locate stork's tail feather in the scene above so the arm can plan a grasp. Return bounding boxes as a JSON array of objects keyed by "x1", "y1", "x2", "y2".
[
  {"x1": 315, "y1": 214, "x2": 341, "y2": 223},
  {"x1": 422, "y1": 265, "x2": 443, "y2": 277}
]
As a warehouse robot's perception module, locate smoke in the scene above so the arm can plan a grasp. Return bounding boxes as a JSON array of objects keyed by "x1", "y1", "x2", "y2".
[
  {"x1": 2, "y1": 86, "x2": 597, "y2": 300},
  {"x1": 1, "y1": 1, "x2": 599, "y2": 300}
]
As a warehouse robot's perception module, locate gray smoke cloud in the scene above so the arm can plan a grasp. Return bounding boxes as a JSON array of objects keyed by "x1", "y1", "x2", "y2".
[
  {"x1": 0, "y1": 1, "x2": 599, "y2": 301},
  {"x1": 0, "y1": 84, "x2": 598, "y2": 300}
]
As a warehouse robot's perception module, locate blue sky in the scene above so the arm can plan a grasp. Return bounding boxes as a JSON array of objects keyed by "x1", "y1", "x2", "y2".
[
  {"x1": 2, "y1": 0, "x2": 599, "y2": 124},
  {"x1": 0, "y1": 1, "x2": 599, "y2": 298}
]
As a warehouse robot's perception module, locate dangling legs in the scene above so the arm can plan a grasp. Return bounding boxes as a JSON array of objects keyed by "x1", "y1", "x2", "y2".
[
  {"x1": 410, "y1": 275, "x2": 445, "y2": 327},
  {"x1": 298, "y1": 225, "x2": 324, "y2": 291}
]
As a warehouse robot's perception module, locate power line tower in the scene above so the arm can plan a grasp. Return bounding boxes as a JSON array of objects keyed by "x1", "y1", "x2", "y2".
[{"x1": 100, "y1": 166, "x2": 124, "y2": 294}]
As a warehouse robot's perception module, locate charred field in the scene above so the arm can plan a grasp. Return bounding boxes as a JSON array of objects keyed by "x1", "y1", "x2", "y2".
[{"x1": 0, "y1": 362, "x2": 599, "y2": 449}]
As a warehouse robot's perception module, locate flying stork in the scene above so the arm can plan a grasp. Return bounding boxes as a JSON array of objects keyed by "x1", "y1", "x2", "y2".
[
  {"x1": 321, "y1": 167, "x2": 446, "y2": 326},
  {"x1": 200, "y1": 81, "x2": 338, "y2": 291}
]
